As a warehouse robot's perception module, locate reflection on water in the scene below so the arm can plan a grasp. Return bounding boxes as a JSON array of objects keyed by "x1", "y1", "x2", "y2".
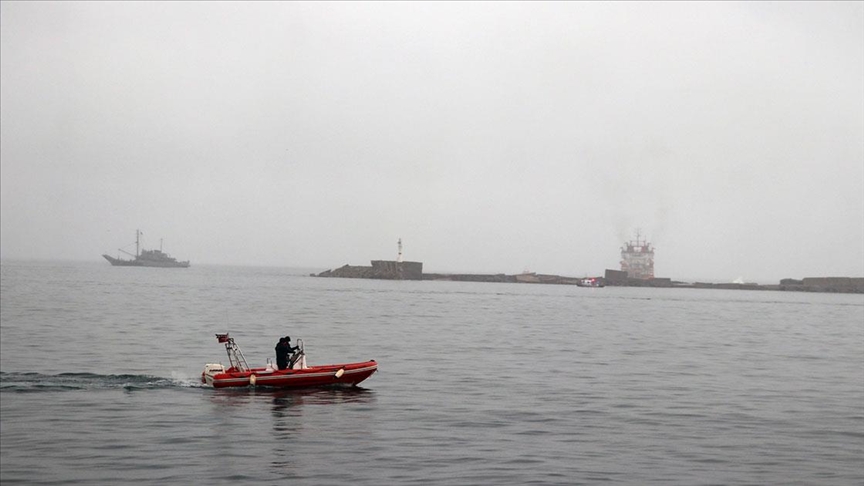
[
  {"x1": 271, "y1": 386, "x2": 374, "y2": 416},
  {"x1": 207, "y1": 385, "x2": 376, "y2": 410},
  {"x1": 274, "y1": 386, "x2": 375, "y2": 405},
  {"x1": 266, "y1": 387, "x2": 377, "y2": 474},
  {"x1": 205, "y1": 386, "x2": 379, "y2": 474}
]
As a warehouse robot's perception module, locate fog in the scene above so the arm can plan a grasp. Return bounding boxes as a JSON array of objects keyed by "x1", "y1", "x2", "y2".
[{"x1": 2, "y1": 2, "x2": 862, "y2": 283}]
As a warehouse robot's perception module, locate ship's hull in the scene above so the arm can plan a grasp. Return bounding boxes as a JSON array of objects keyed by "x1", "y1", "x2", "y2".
[
  {"x1": 203, "y1": 360, "x2": 378, "y2": 389},
  {"x1": 102, "y1": 254, "x2": 190, "y2": 268}
]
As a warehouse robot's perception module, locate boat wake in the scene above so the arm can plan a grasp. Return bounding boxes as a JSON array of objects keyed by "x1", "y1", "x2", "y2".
[{"x1": 0, "y1": 371, "x2": 204, "y2": 392}]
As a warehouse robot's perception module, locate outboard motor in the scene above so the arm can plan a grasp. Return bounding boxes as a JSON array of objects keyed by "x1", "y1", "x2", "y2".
[{"x1": 201, "y1": 363, "x2": 225, "y2": 384}]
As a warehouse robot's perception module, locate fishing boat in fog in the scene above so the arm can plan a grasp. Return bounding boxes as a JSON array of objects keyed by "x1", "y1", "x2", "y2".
[{"x1": 102, "y1": 229, "x2": 190, "y2": 268}]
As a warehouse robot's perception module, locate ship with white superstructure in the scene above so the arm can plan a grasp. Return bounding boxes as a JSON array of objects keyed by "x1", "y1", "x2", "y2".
[{"x1": 620, "y1": 231, "x2": 654, "y2": 279}]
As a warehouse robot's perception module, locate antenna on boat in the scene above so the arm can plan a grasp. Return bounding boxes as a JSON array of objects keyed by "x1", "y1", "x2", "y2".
[
  {"x1": 215, "y1": 333, "x2": 249, "y2": 372},
  {"x1": 136, "y1": 229, "x2": 141, "y2": 257},
  {"x1": 397, "y1": 238, "x2": 403, "y2": 263}
]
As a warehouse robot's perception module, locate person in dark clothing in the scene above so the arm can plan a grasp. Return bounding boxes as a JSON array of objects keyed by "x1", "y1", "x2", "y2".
[
  {"x1": 275, "y1": 336, "x2": 299, "y2": 370},
  {"x1": 275, "y1": 337, "x2": 290, "y2": 370}
]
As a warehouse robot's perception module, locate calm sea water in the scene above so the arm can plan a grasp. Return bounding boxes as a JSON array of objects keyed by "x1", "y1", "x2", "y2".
[{"x1": 1, "y1": 261, "x2": 862, "y2": 485}]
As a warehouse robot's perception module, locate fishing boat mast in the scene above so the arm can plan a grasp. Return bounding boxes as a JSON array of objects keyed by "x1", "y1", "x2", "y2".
[{"x1": 216, "y1": 334, "x2": 249, "y2": 372}]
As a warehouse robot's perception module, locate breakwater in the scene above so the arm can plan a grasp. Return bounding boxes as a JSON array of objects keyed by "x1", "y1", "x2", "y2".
[
  {"x1": 314, "y1": 261, "x2": 864, "y2": 294},
  {"x1": 315, "y1": 260, "x2": 423, "y2": 280},
  {"x1": 682, "y1": 277, "x2": 864, "y2": 294},
  {"x1": 425, "y1": 273, "x2": 864, "y2": 293}
]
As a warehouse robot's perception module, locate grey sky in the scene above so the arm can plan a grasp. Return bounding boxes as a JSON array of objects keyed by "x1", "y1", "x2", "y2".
[{"x1": 2, "y1": 1, "x2": 862, "y2": 282}]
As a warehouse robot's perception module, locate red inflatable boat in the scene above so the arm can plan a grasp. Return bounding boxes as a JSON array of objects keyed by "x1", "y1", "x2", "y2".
[{"x1": 201, "y1": 333, "x2": 377, "y2": 389}]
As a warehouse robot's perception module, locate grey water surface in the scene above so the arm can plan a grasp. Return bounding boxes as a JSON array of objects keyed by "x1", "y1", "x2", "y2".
[{"x1": 1, "y1": 261, "x2": 862, "y2": 485}]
